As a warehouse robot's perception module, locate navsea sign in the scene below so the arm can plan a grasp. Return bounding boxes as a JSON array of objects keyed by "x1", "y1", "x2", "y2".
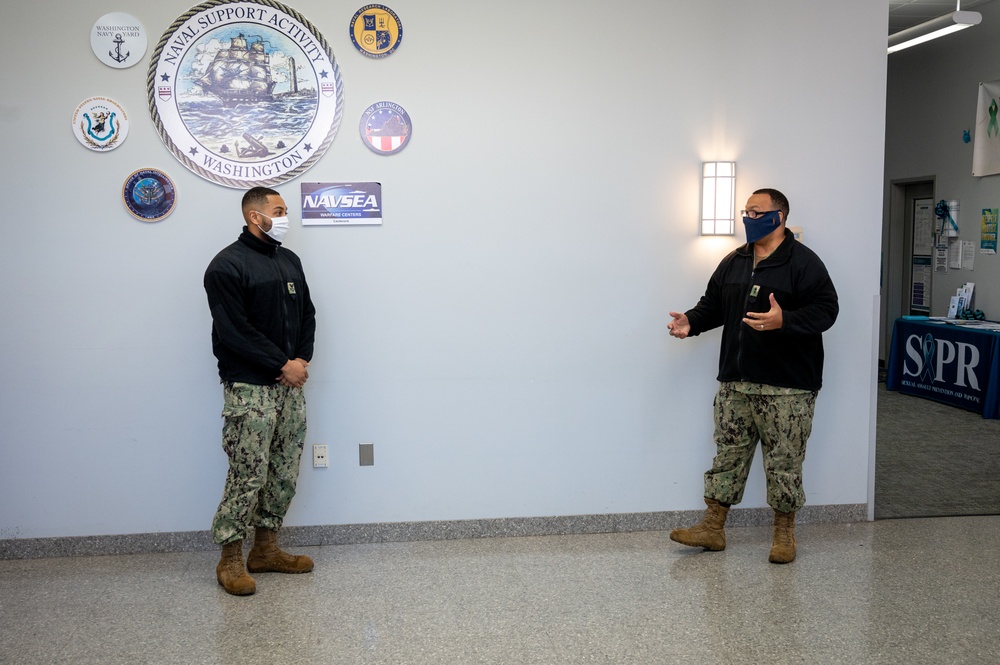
[
  {"x1": 301, "y1": 182, "x2": 381, "y2": 225},
  {"x1": 147, "y1": 0, "x2": 344, "y2": 188}
]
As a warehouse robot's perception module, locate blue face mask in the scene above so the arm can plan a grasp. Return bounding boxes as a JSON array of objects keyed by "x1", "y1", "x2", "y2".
[{"x1": 743, "y1": 210, "x2": 782, "y2": 243}]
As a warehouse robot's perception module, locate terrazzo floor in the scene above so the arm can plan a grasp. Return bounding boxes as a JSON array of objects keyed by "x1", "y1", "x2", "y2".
[{"x1": 2, "y1": 517, "x2": 998, "y2": 664}]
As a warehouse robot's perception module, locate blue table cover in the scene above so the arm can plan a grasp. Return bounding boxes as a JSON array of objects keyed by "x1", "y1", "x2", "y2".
[{"x1": 886, "y1": 318, "x2": 1000, "y2": 419}]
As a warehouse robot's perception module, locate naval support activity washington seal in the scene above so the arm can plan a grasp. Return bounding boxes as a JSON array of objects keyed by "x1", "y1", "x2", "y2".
[{"x1": 147, "y1": 0, "x2": 344, "y2": 188}]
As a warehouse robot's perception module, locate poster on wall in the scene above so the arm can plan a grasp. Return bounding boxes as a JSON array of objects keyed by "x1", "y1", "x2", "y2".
[
  {"x1": 912, "y1": 198, "x2": 935, "y2": 256},
  {"x1": 982, "y1": 208, "x2": 998, "y2": 254},
  {"x1": 90, "y1": 13, "x2": 147, "y2": 68},
  {"x1": 122, "y1": 168, "x2": 177, "y2": 222},
  {"x1": 972, "y1": 79, "x2": 1000, "y2": 177},
  {"x1": 910, "y1": 256, "x2": 931, "y2": 311},
  {"x1": 301, "y1": 182, "x2": 382, "y2": 225},
  {"x1": 934, "y1": 242, "x2": 949, "y2": 274},
  {"x1": 349, "y1": 5, "x2": 402, "y2": 58},
  {"x1": 961, "y1": 240, "x2": 976, "y2": 270},
  {"x1": 948, "y1": 240, "x2": 961, "y2": 270},
  {"x1": 147, "y1": 0, "x2": 344, "y2": 189},
  {"x1": 72, "y1": 97, "x2": 129, "y2": 151}
]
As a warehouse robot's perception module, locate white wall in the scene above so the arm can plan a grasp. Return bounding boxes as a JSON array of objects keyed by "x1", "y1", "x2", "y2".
[
  {"x1": 885, "y1": 0, "x2": 1000, "y2": 317},
  {"x1": 0, "y1": 0, "x2": 887, "y2": 540}
]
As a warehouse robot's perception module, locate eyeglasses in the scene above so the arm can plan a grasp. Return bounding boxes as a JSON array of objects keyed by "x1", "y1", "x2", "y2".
[{"x1": 740, "y1": 209, "x2": 778, "y2": 219}]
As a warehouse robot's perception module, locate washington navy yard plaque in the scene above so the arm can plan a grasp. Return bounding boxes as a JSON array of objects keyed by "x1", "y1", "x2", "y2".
[{"x1": 91, "y1": 13, "x2": 147, "y2": 69}]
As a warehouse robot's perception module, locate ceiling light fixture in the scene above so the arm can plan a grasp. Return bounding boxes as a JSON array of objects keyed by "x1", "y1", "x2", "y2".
[{"x1": 888, "y1": 2, "x2": 981, "y2": 54}]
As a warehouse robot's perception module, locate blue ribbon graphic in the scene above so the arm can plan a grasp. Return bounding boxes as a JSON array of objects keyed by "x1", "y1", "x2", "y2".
[
  {"x1": 84, "y1": 111, "x2": 117, "y2": 142},
  {"x1": 919, "y1": 333, "x2": 935, "y2": 383},
  {"x1": 934, "y1": 200, "x2": 959, "y2": 234}
]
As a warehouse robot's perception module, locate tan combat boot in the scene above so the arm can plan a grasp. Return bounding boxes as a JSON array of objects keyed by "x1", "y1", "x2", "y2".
[
  {"x1": 247, "y1": 527, "x2": 314, "y2": 574},
  {"x1": 769, "y1": 510, "x2": 797, "y2": 564},
  {"x1": 669, "y1": 498, "x2": 730, "y2": 551},
  {"x1": 216, "y1": 540, "x2": 256, "y2": 595}
]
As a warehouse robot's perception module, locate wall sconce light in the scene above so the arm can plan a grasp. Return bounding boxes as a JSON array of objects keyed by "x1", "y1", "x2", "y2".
[{"x1": 701, "y1": 161, "x2": 736, "y2": 236}]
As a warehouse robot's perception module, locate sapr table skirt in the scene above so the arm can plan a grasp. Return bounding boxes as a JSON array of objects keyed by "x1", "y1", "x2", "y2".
[{"x1": 886, "y1": 318, "x2": 1000, "y2": 419}]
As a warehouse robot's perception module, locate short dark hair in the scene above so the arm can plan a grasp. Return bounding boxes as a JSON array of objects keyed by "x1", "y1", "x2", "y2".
[
  {"x1": 241, "y1": 186, "x2": 280, "y2": 213},
  {"x1": 753, "y1": 188, "x2": 790, "y2": 221}
]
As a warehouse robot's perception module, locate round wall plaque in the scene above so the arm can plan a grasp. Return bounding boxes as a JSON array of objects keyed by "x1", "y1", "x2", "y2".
[
  {"x1": 91, "y1": 13, "x2": 147, "y2": 69},
  {"x1": 349, "y1": 5, "x2": 402, "y2": 58},
  {"x1": 122, "y1": 168, "x2": 177, "y2": 222},
  {"x1": 72, "y1": 97, "x2": 129, "y2": 151},
  {"x1": 148, "y1": 0, "x2": 344, "y2": 188},
  {"x1": 359, "y1": 101, "x2": 411, "y2": 155}
]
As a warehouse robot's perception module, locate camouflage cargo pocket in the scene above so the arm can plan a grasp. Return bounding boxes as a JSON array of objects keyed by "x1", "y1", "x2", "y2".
[{"x1": 221, "y1": 382, "x2": 256, "y2": 419}]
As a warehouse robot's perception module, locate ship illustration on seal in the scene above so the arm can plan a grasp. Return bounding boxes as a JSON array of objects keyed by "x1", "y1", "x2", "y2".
[
  {"x1": 149, "y1": 1, "x2": 344, "y2": 188},
  {"x1": 197, "y1": 33, "x2": 277, "y2": 105}
]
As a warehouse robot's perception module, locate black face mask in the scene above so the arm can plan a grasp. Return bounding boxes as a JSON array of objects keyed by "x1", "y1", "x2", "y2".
[{"x1": 743, "y1": 210, "x2": 781, "y2": 243}]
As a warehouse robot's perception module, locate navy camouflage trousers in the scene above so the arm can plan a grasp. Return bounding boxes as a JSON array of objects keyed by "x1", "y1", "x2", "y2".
[
  {"x1": 212, "y1": 382, "x2": 307, "y2": 545},
  {"x1": 704, "y1": 382, "x2": 817, "y2": 514}
]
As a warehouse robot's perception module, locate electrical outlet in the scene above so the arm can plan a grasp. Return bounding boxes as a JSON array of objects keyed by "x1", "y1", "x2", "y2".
[{"x1": 313, "y1": 444, "x2": 328, "y2": 468}]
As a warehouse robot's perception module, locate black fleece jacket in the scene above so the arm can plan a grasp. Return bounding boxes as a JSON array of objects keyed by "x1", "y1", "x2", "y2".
[
  {"x1": 204, "y1": 227, "x2": 316, "y2": 385},
  {"x1": 685, "y1": 229, "x2": 838, "y2": 391}
]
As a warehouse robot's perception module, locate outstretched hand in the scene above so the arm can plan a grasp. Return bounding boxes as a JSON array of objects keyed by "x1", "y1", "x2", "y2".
[{"x1": 668, "y1": 311, "x2": 691, "y2": 339}]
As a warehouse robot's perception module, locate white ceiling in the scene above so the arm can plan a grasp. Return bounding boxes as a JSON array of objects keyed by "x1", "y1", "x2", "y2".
[{"x1": 889, "y1": 0, "x2": 995, "y2": 33}]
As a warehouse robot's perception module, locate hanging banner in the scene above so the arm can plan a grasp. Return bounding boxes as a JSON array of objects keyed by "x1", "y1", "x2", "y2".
[
  {"x1": 972, "y1": 79, "x2": 1000, "y2": 177},
  {"x1": 147, "y1": 0, "x2": 344, "y2": 188}
]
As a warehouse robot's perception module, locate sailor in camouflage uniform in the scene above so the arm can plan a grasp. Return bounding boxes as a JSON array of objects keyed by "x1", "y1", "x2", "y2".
[
  {"x1": 667, "y1": 188, "x2": 838, "y2": 563},
  {"x1": 204, "y1": 186, "x2": 317, "y2": 595}
]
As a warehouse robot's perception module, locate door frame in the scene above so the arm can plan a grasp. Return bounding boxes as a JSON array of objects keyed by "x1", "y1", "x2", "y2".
[{"x1": 881, "y1": 177, "x2": 935, "y2": 363}]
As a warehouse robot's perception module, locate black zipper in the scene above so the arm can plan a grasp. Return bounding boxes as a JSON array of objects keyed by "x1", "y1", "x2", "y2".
[
  {"x1": 738, "y1": 255, "x2": 762, "y2": 381},
  {"x1": 272, "y1": 252, "x2": 294, "y2": 358}
]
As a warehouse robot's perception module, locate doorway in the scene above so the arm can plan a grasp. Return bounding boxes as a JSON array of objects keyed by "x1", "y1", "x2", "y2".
[
  {"x1": 875, "y1": 178, "x2": 1000, "y2": 519},
  {"x1": 879, "y1": 179, "x2": 933, "y2": 361}
]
